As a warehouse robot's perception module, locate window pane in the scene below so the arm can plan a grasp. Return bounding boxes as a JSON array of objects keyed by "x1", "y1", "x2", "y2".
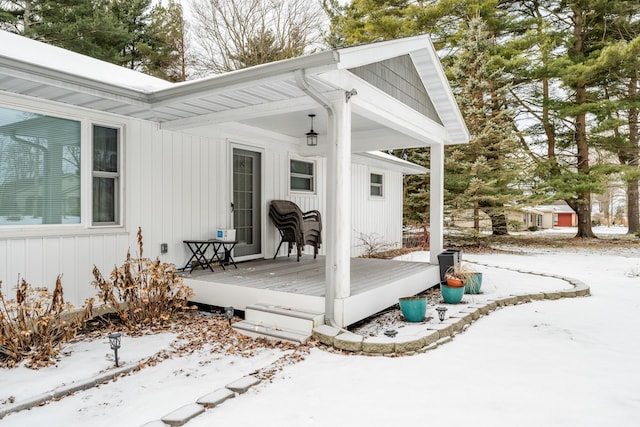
[
  {"x1": 290, "y1": 160, "x2": 314, "y2": 192},
  {"x1": 290, "y1": 160, "x2": 313, "y2": 175},
  {"x1": 0, "y1": 106, "x2": 81, "y2": 225},
  {"x1": 93, "y1": 177, "x2": 116, "y2": 223},
  {"x1": 92, "y1": 125, "x2": 119, "y2": 225},
  {"x1": 291, "y1": 176, "x2": 312, "y2": 191},
  {"x1": 370, "y1": 173, "x2": 383, "y2": 197},
  {"x1": 93, "y1": 125, "x2": 118, "y2": 172}
]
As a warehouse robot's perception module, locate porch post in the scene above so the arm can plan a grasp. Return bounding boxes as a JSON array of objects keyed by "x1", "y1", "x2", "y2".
[
  {"x1": 326, "y1": 93, "x2": 352, "y2": 302},
  {"x1": 429, "y1": 143, "x2": 444, "y2": 264}
]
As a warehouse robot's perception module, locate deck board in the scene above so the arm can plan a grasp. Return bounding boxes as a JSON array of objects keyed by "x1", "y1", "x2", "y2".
[{"x1": 183, "y1": 256, "x2": 433, "y2": 297}]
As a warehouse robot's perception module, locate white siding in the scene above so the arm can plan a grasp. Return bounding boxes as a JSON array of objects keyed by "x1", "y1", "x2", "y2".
[
  {"x1": 350, "y1": 164, "x2": 404, "y2": 257},
  {"x1": 0, "y1": 95, "x2": 407, "y2": 307}
]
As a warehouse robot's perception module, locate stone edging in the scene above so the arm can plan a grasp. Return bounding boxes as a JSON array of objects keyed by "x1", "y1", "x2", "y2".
[
  {"x1": 0, "y1": 364, "x2": 137, "y2": 420},
  {"x1": 311, "y1": 263, "x2": 591, "y2": 356}
]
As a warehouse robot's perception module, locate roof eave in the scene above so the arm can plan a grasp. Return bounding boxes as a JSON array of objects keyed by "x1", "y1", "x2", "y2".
[{"x1": 148, "y1": 50, "x2": 341, "y2": 105}]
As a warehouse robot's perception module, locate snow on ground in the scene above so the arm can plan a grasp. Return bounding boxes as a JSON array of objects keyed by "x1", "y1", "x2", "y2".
[{"x1": 2, "y1": 239, "x2": 640, "y2": 427}]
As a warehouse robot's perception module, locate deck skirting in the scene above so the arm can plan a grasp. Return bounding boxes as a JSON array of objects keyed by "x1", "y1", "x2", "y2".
[{"x1": 183, "y1": 256, "x2": 439, "y2": 327}]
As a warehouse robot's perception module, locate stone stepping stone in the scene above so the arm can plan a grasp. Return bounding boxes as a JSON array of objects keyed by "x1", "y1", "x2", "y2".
[
  {"x1": 161, "y1": 403, "x2": 205, "y2": 426},
  {"x1": 226, "y1": 375, "x2": 260, "y2": 394},
  {"x1": 196, "y1": 388, "x2": 235, "y2": 407}
]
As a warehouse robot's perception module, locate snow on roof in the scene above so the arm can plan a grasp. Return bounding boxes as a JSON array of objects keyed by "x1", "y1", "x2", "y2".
[
  {"x1": 0, "y1": 30, "x2": 173, "y2": 93},
  {"x1": 520, "y1": 204, "x2": 576, "y2": 214}
]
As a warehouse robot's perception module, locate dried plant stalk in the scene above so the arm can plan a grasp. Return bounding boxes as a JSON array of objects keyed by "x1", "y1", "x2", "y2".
[
  {"x1": 0, "y1": 276, "x2": 92, "y2": 368},
  {"x1": 91, "y1": 227, "x2": 194, "y2": 331}
]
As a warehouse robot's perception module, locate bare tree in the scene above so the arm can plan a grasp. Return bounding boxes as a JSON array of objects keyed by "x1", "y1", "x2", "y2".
[{"x1": 189, "y1": 0, "x2": 325, "y2": 75}]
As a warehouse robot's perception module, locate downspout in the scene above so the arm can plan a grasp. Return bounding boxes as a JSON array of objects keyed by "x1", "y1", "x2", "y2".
[{"x1": 294, "y1": 69, "x2": 342, "y2": 329}]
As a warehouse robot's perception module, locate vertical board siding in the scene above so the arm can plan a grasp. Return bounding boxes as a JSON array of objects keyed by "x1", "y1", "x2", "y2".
[
  {"x1": 1, "y1": 109, "x2": 406, "y2": 307},
  {"x1": 350, "y1": 164, "x2": 403, "y2": 257}
]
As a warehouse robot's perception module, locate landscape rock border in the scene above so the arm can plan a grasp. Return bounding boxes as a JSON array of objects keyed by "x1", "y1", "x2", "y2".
[{"x1": 312, "y1": 263, "x2": 591, "y2": 356}]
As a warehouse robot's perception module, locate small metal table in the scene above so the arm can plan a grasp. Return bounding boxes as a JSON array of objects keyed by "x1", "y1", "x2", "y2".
[{"x1": 181, "y1": 239, "x2": 238, "y2": 272}]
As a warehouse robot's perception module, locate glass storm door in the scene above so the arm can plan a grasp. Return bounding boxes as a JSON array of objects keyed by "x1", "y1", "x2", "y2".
[{"x1": 232, "y1": 148, "x2": 262, "y2": 258}]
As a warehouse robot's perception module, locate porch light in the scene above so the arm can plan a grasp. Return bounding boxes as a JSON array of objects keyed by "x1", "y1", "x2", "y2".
[
  {"x1": 306, "y1": 114, "x2": 318, "y2": 146},
  {"x1": 108, "y1": 332, "x2": 122, "y2": 367},
  {"x1": 436, "y1": 306, "x2": 448, "y2": 322},
  {"x1": 224, "y1": 306, "x2": 234, "y2": 326}
]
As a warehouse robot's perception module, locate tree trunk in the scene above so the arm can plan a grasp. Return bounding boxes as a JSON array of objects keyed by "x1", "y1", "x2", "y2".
[
  {"x1": 490, "y1": 213, "x2": 509, "y2": 236},
  {"x1": 627, "y1": 76, "x2": 640, "y2": 234},
  {"x1": 479, "y1": 202, "x2": 509, "y2": 236},
  {"x1": 473, "y1": 201, "x2": 480, "y2": 232},
  {"x1": 572, "y1": 5, "x2": 596, "y2": 239},
  {"x1": 627, "y1": 179, "x2": 639, "y2": 233}
]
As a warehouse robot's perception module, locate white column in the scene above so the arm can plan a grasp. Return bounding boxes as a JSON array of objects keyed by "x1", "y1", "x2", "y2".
[
  {"x1": 326, "y1": 94, "x2": 352, "y2": 301},
  {"x1": 429, "y1": 143, "x2": 444, "y2": 264}
]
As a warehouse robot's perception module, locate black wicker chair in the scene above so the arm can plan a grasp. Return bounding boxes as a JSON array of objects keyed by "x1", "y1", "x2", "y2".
[{"x1": 269, "y1": 200, "x2": 322, "y2": 261}]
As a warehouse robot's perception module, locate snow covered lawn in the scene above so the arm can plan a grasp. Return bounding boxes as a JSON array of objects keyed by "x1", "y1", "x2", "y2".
[{"x1": 1, "y1": 235, "x2": 639, "y2": 427}]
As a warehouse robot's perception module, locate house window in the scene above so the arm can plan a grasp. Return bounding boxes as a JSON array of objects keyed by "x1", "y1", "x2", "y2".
[
  {"x1": 0, "y1": 106, "x2": 81, "y2": 225},
  {"x1": 290, "y1": 159, "x2": 314, "y2": 192},
  {"x1": 370, "y1": 173, "x2": 383, "y2": 197},
  {"x1": 553, "y1": 213, "x2": 558, "y2": 226},
  {"x1": 92, "y1": 125, "x2": 120, "y2": 225}
]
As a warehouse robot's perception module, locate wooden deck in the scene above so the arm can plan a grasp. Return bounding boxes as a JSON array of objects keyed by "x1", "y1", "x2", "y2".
[{"x1": 182, "y1": 256, "x2": 440, "y2": 327}]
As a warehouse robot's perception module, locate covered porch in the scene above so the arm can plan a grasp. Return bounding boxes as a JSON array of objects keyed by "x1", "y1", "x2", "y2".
[{"x1": 183, "y1": 255, "x2": 439, "y2": 328}]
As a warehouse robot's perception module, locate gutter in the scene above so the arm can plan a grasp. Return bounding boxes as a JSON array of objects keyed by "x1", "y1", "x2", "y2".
[{"x1": 293, "y1": 69, "x2": 343, "y2": 330}]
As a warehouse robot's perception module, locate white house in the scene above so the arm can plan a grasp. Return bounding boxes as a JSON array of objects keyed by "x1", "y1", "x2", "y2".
[
  {"x1": 515, "y1": 202, "x2": 578, "y2": 230},
  {"x1": 0, "y1": 31, "x2": 468, "y2": 331}
]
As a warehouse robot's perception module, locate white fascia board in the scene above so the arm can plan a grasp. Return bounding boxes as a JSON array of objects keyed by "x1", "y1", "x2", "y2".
[
  {"x1": 149, "y1": 51, "x2": 340, "y2": 108},
  {"x1": 334, "y1": 35, "x2": 432, "y2": 70},
  {"x1": 355, "y1": 151, "x2": 428, "y2": 175},
  {"x1": 409, "y1": 44, "x2": 469, "y2": 145}
]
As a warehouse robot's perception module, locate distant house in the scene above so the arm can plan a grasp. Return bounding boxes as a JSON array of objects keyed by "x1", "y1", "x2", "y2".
[
  {"x1": 514, "y1": 202, "x2": 577, "y2": 229},
  {"x1": 0, "y1": 31, "x2": 469, "y2": 330}
]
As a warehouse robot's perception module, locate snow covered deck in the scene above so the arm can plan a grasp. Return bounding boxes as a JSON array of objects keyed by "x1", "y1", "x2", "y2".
[{"x1": 182, "y1": 256, "x2": 439, "y2": 327}]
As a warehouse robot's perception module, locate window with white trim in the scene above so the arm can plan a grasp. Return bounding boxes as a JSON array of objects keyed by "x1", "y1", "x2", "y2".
[
  {"x1": 92, "y1": 125, "x2": 120, "y2": 225},
  {"x1": 0, "y1": 105, "x2": 81, "y2": 225},
  {"x1": 370, "y1": 172, "x2": 384, "y2": 197},
  {"x1": 0, "y1": 104, "x2": 122, "y2": 228},
  {"x1": 290, "y1": 159, "x2": 315, "y2": 192}
]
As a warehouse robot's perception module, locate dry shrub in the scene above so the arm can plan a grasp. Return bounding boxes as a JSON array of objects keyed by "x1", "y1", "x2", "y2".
[
  {"x1": 91, "y1": 227, "x2": 194, "y2": 331},
  {"x1": 0, "y1": 276, "x2": 92, "y2": 368}
]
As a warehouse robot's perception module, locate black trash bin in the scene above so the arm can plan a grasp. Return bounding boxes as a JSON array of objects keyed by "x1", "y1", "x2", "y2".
[{"x1": 437, "y1": 249, "x2": 462, "y2": 283}]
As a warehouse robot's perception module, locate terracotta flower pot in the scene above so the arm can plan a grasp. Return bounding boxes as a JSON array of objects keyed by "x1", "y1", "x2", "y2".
[{"x1": 446, "y1": 276, "x2": 464, "y2": 288}]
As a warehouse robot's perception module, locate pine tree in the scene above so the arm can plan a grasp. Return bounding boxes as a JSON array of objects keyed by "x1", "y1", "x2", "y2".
[
  {"x1": 141, "y1": 0, "x2": 188, "y2": 81},
  {"x1": 446, "y1": 16, "x2": 522, "y2": 235}
]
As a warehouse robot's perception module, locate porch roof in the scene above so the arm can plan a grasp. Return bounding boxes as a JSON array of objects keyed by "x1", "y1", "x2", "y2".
[{"x1": 0, "y1": 31, "x2": 468, "y2": 154}]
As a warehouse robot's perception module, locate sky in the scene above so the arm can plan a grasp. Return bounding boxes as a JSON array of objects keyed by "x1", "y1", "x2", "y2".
[{"x1": 1, "y1": 226, "x2": 639, "y2": 427}]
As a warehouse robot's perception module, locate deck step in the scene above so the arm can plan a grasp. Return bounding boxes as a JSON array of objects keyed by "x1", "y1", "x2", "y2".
[
  {"x1": 232, "y1": 320, "x2": 310, "y2": 344},
  {"x1": 244, "y1": 303, "x2": 324, "y2": 335}
]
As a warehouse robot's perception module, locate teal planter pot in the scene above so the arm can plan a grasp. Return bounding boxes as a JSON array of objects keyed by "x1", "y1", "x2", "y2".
[
  {"x1": 399, "y1": 296, "x2": 427, "y2": 322},
  {"x1": 441, "y1": 283, "x2": 464, "y2": 304},
  {"x1": 464, "y1": 272, "x2": 483, "y2": 294}
]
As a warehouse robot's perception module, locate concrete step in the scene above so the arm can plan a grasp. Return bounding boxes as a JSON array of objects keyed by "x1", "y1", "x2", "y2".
[
  {"x1": 232, "y1": 320, "x2": 310, "y2": 344},
  {"x1": 244, "y1": 303, "x2": 324, "y2": 335}
]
